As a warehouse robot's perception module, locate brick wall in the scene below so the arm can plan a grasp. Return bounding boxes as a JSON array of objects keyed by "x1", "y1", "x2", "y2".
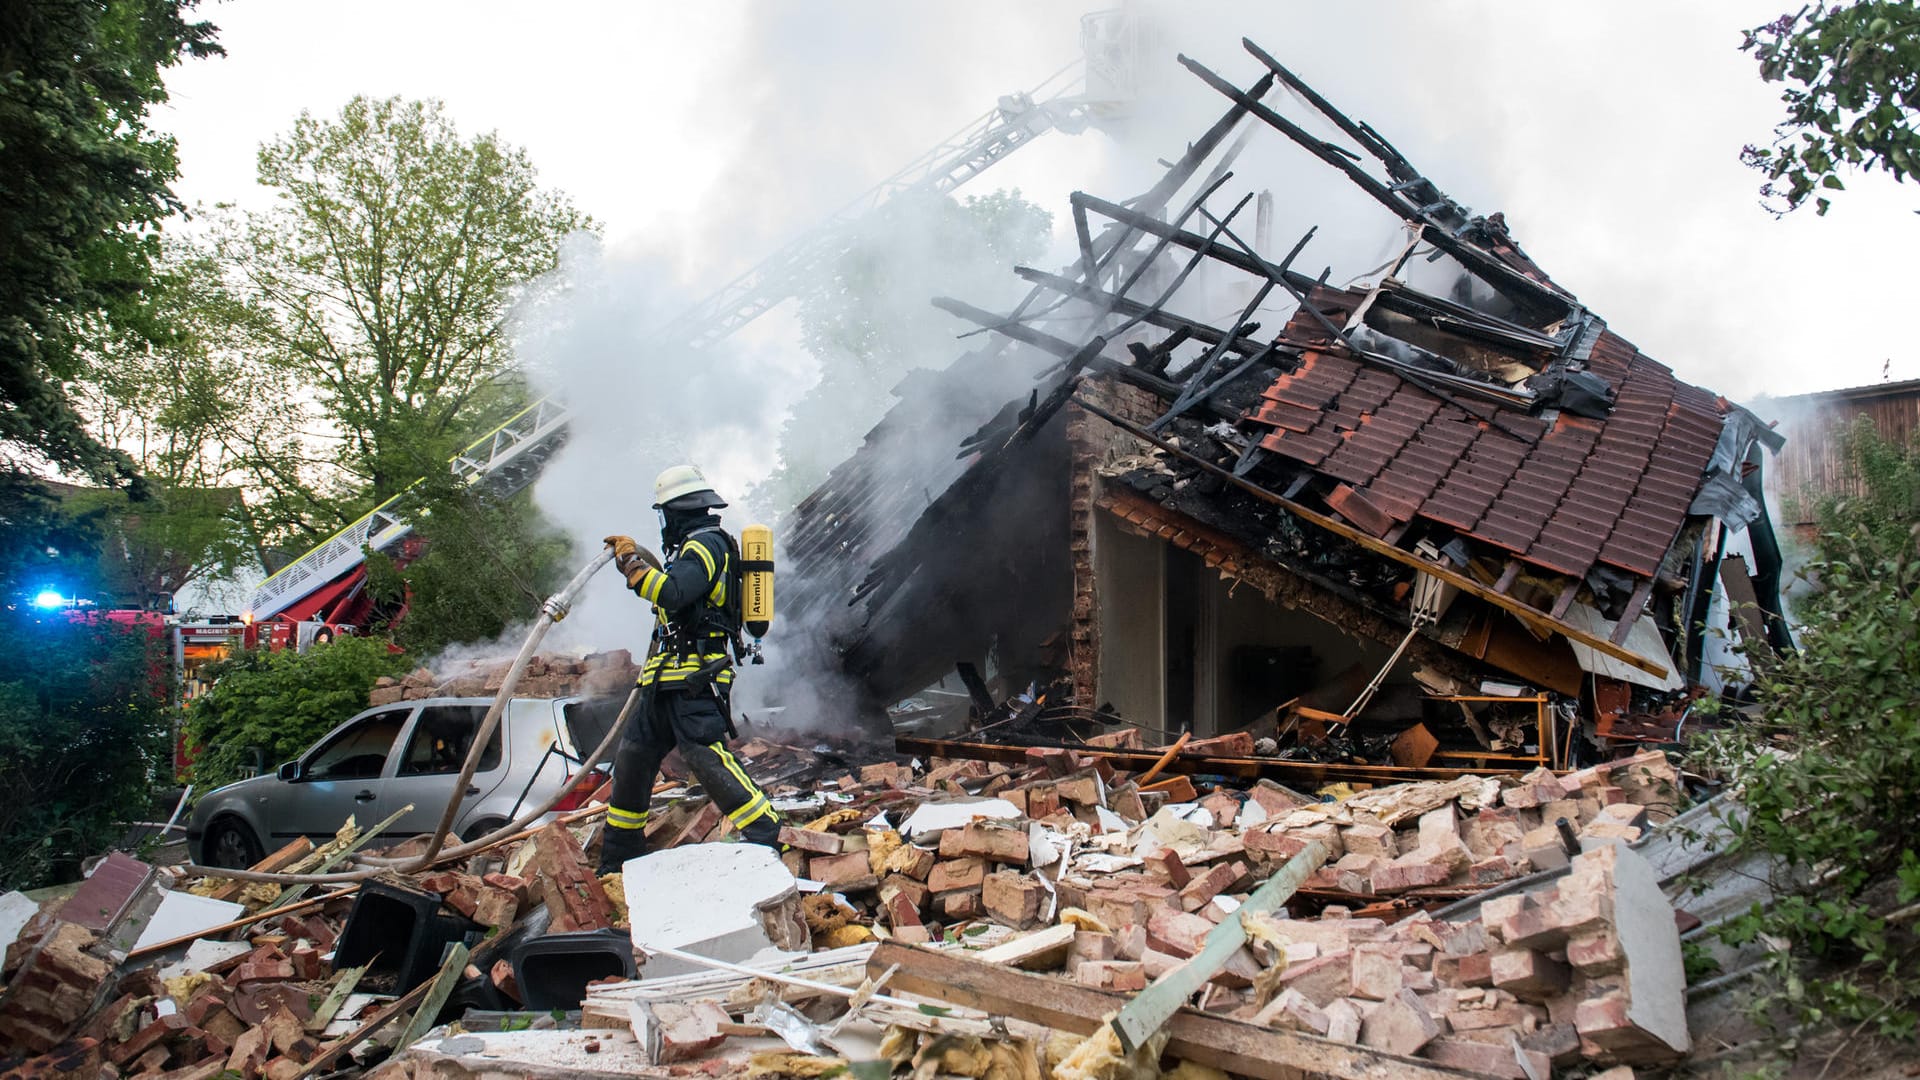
[{"x1": 1065, "y1": 377, "x2": 1167, "y2": 707}]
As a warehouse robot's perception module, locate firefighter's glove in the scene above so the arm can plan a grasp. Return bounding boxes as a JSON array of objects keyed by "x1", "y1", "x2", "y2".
[
  {"x1": 614, "y1": 546, "x2": 662, "y2": 589},
  {"x1": 603, "y1": 535, "x2": 638, "y2": 559}
]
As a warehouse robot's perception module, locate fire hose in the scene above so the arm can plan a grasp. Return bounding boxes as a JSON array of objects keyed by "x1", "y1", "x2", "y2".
[{"x1": 181, "y1": 544, "x2": 635, "y2": 885}]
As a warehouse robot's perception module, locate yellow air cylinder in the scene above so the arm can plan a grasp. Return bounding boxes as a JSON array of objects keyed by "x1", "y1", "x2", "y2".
[{"x1": 740, "y1": 523, "x2": 774, "y2": 641}]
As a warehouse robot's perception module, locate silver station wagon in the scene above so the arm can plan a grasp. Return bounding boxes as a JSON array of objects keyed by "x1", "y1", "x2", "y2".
[{"x1": 187, "y1": 695, "x2": 625, "y2": 868}]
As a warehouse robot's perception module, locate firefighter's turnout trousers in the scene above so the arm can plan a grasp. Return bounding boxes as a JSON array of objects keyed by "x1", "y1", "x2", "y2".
[{"x1": 599, "y1": 688, "x2": 781, "y2": 872}]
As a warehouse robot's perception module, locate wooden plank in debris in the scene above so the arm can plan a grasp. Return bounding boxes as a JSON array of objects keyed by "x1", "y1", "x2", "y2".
[
  {"x1": 268, "y1": 802, "x2": 416, "y2": 911},
  {"x1": 291, "y1": 970, "x2": 438, "y2": 1079},
  {"x1": 127, "y1": 888, "x2": 354, "y2": 960},
  {"x1": 204, "y1": 837, "x2": 313, "y2": 903},
  {"x1": 307, "y1": 964, "x2": 368, "y2": 1033},
  {"x1": 1110, "y1": 841, "x2": 1328, "y2": 1053},
  {"x1": 395, "y1": 942, "x2": 471, "y2": 1051},
  {"x1": 895, "y1": 736, "x2": 1517, "y2": 786},
  {"x1": 973, "y1": 923, "x2": 1076, "y2": 970},
  {"x1": 1610, "y1": 578, "x2": 1655, "y2": 646},
  {"x1": 1492, "y1": 560, "x2": 1522, "y2": 595},
  {"x1": 868, "y1": 942, "x2": 1474, "y2": 1080},
  {"x1": 1549, "y1": 578, "x2": 1580, "y2": 621},
  {"x1": 293, "y1": 912, "x2": 527, "y2": 1079}
]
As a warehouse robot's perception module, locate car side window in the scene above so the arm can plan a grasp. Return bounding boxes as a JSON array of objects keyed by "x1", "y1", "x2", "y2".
[
  {"x1": 306, "y1": 712, "x2": 407, "y2": 780},
  {"x1": 398, "y1": 706, "x2": 501, "y2": 776}
]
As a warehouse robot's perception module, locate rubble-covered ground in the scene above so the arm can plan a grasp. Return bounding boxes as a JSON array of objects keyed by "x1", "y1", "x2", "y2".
[{"x1": 0, "y1": 723, "x2": 1745, "y2": 1080}]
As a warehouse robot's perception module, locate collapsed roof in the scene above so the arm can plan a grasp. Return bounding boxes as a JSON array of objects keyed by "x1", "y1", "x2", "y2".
[{"x1": 785, "y1": 39, "x2": 1790, "y2": 718}]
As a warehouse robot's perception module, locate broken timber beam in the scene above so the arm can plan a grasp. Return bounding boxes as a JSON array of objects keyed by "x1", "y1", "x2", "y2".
[
  {"x1": 868, "y1": 942, "x2": 1475, "y2": 1080},
  {"x1": 894, "y1": 736, "x2": 1520, "y2": 784},
  {"x1": 1111, "y1": 841, "x2": 1328, "y2": 1052},
  {"x1": 1178, "y1": 51, "x2": 1571, "y2": 321},
  {"x1": 1071, "y1": 395, "x2": 1666, "y2": 676}
]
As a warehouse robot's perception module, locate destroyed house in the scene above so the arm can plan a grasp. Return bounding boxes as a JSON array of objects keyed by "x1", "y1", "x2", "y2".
[{"x1": 784, "y1": 43, "x2": 1791, "y2": 773}]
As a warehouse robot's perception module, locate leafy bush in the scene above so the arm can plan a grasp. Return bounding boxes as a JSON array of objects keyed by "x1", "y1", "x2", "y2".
[
  {"x1": 183, "y1": 635, "x2": 408, "y2": 792},
  {"x1": 0, "y1": 612, "x2": 170, "y2": 890},
  {"x1": 1690, "y1": 426, "x2": 1920, "y2": 1041}
]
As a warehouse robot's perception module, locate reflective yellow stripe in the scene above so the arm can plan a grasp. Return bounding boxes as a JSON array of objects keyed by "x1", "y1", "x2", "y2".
[
  {"x1": 686, "y1": 539, "x2": 717, "y2": 579},
  {"x1": 639, "y1": 649, "x2": 733, "y2": 686},
  {"x1": 708, "y1": 548, "x2": 730, "y2": 606},
  {"x1": 606, "y1": 806, "x2": 650, "y2": 830},
  {"x1": 639, "y1": 568, "x2": 666, "y2": 603},
  {"x1": 726, "y1": 794, "x2": 769, "y2": 826},
  {"x1": 711, "y1": 743, "x2": 763, "y2": 798},
  {"x1": 734, "y1": 800, "x2": 776, "y2": 829}
]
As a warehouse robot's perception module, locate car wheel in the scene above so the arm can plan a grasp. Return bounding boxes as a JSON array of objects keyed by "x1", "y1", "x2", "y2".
[
  {"x1": 465, "y1": 817, "x2": 510, "y2": 843},
  {"x1": 205, "y1": 817, "x2": 264, "y2": 870}
]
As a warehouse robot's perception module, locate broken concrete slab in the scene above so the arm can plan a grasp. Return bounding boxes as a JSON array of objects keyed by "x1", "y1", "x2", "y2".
[{"x1": 622, "y1": 843, "x2": 807, "y2": 979}]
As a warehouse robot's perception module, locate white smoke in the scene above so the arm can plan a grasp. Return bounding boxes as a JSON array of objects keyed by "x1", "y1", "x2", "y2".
[{"x1": 488, "y1": 9, "x2": 1461, "y2": 723}]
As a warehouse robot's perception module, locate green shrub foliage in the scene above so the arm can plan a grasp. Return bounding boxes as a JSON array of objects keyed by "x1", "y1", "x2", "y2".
[
  {"x1": 1692, "y1": 425, "x2": 1920, "y2": 1039},
  {"x1": 0, "y1": 613, "x2": 170, "y2": 890},
  {"x1": 183, "y1": 635, "x2": 408, "y2": 793}
]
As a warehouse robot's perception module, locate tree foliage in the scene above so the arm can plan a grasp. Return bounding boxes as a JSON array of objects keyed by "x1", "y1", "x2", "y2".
[
  {"x1": 1808, "y1": 417, "x2": 1920, "y2": 564},
  {"x1": 0, "y1": 612, "x2": 170, "y2": 890},
  {"x1": 0, "y1": 0, "x2": 220, "y2": 479},
  {"x1": 1690, "y1": 426, "x2": 1920, "y2": 1045},
  {"x1": 218, "y1": 95, "x2": 594, "y2": 540},
  {"x1": 71, "y1": 245, "x2": 299, "y2": 598},
  {"x1": 365, "y1": 477, "x2": 570, "y2": 657},
  {"x1": 1741, "y1": 2, "x2": 1920, "y2": 214},
  {"x1": 183, "y1": 635, "x2": 409, "y2": 792}
]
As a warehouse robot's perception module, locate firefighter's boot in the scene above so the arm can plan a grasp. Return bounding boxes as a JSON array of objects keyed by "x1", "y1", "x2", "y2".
[{"x1": 597, "y1": 815, "x2": 650, "y2": 875}]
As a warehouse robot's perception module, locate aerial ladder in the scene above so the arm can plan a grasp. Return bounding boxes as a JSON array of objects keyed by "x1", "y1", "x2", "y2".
[{"x1": 243, "y1": 11, "x2": 1140, "y2": 637}]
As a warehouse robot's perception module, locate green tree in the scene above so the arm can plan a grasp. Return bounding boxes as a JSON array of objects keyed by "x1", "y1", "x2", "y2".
[
  {"x1": 183, "y1": 635, "x2": 409, "y2": 792},
  {"x1": 363, "y1": 476, "x2": 570, "y2": 656},
  {"x1": 1690, "y1": 427, "x2": 1920, "y2": 1048},
  {"x1": 0, "y1": 611, "x2": 171, "y2": 890},
  {"x1": 1807, "y1": 417, "x2": 1920, "y2": 563},
  {"x1": 70, "y1": 246, "x2": 281, "y2": 602},
  {"x1": 1741, "y1": 2, "x2": 1920, "y2": 214},
  {"x1": 217, "y1": 95, "x2": 595, "y2": 542},
  {"x1": 0, "y1": 0, "x2": 221, "y2": 480},
  {"x1": 758, "y1": 189, "x2": 1053, "y2": 512}
]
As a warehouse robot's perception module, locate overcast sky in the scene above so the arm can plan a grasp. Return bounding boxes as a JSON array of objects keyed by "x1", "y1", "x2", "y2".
[{"x1": 158, "y1": 1, "x2": 1915, "y2": 409}]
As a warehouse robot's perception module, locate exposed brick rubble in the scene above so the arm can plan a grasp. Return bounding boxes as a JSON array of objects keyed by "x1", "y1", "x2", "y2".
[
  {"x1": 367, "y1": 650, "x2": 640, "y2": 704},
  {"x1": 0, "y1": 737, "x2": 1689, "y2": 1078}
]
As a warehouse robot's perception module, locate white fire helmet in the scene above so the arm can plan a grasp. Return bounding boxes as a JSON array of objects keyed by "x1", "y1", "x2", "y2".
[{"x1": 652, "y1": 464, "x2": 727, "y2": 509}]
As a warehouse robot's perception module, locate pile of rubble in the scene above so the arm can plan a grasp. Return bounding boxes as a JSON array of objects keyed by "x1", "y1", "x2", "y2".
[
  {"x1": 368, "y1": 651, "x2": 641, "y2": 704},
  {"x1": 0, "y1": 733, "x2": 1692, "y2": 1080}
]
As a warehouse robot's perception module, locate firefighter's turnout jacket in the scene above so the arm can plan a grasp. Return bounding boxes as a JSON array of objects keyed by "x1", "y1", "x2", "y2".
[{"x1": 630, "y1": 526, "x2": 736, "y2": 690}]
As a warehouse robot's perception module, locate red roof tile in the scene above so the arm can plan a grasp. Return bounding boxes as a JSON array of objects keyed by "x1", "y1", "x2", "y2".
[{"x1": 1245, "y1": 316, "x2": 1728, "y2": 583}]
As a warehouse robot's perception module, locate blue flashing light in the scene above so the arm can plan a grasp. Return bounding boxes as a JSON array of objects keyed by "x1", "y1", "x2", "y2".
[{"x1": 31, "y1": 590, "x2": 65, "y2": 610}]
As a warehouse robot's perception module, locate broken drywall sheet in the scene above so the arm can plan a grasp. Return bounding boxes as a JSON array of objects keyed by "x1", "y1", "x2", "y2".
[
  {"x1": 132, "y1": 890, "x2": 246, "y2": 951},
  {"x1": 899, "y1": 798, "x2": 1022, "y2": 839}
]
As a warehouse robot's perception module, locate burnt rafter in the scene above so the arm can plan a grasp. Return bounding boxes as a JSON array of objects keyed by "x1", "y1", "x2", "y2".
[
  {"x1": 784, "y1": 39, "x2": 1789, "y2": 713},
  {"x1": 922, "y1": 41, "x2": 1792, "y2": 691},
  {"x1": 1179, "y1": 45, "x2": 1580, "y2": 326}
]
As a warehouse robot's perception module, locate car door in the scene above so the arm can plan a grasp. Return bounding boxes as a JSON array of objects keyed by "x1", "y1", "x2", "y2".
[
  {"x1": 273, "y1": 706, "x2": 414, "y2": 843},
  {"x1": 385, "y1": 704, "x2": 505, "y2": 838}
]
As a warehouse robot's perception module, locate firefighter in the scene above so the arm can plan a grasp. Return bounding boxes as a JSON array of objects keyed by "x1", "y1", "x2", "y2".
[{"x1": 597, "y1": 465, "x2": 782, "y2": 873}]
